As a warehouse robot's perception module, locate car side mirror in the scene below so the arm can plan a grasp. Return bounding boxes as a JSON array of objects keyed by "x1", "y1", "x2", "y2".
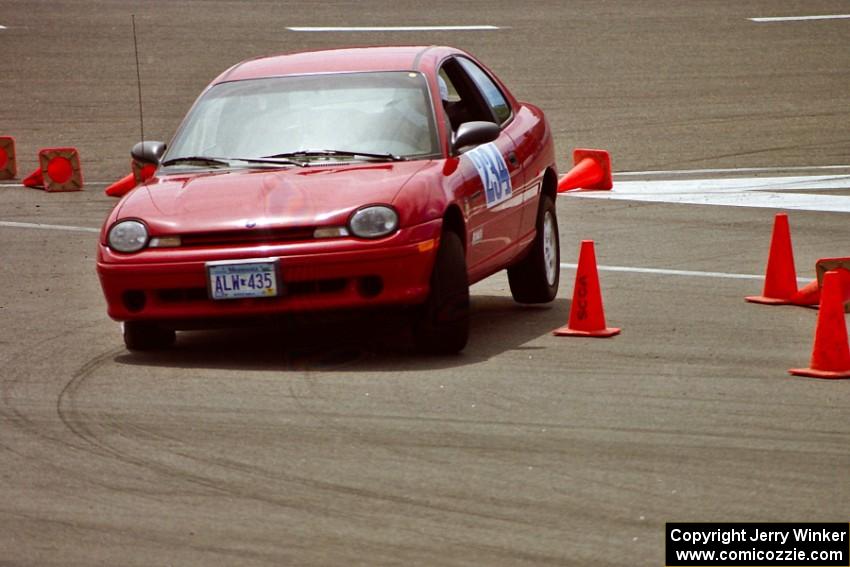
[
  {"x1": 452, "y1": 121, "x2": 500, "y2": 153},
  {"x1": 131, "y1": 141, "x2": 167, "y2": 165}
]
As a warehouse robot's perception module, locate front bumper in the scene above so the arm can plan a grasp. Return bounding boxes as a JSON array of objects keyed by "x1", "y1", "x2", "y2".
[{"x1": 97, "y1": 219, "x2": 442, "y2": 323}]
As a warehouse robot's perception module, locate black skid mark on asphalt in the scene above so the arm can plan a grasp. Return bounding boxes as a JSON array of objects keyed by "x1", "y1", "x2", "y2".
[
  {"x1": 55, "y1": 351, "x2": 541, "y2": 530},
  {"x1": 0, "y1": 342, "x2": 178, "y2": 500},
  {"x1": 55, "y1": 348, "x2": 251, "y2": 499},
  {"x1": 0, "y1": 333, "x2": 123, "y2": 458}
]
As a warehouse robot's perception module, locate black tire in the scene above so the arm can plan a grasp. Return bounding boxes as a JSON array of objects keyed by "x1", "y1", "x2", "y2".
[
  {"x1": 413, "y1": 231, "x2": 469, "y2": 354},
  {"x1": 123, "y1": 321, "x2": 176, "y2": 351},
  {"x1": 508, "y1": 194, "x2": 560, "y2": 303}
]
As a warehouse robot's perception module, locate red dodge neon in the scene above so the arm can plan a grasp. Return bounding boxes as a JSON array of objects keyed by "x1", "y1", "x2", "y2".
[{"x1": 97, "y1": 46, "x2": 560, "y2": 353}]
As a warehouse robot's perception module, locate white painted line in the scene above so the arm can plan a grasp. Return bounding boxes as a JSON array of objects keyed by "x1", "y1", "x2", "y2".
[
  {"x1": 0, "y1": 181, "x2": 109, "y2": 187},
  {"x1": 560, "y1": 263, "x2": 810, "y2": 284},
  {"x1": 287, "y1": 25, "x2": 500, "y2": 32},
  {"x1": 0, "y1": 220, "x2": 99, "y2": 233},
  {"x1": 566, "y1": 174, "x2": 850, "y2": 213},
  {"x1": 616, "y1": 165, "x2": 850, "y2": 177},
  {"x1": 0, "y1": 25, "x2": 6, "y2": 30},
  {"x1": 573, "y1": 190, "x2": 850, "y2": 213},
  {"x1": 750, "y1": 14, "x2": 850, "y2": 23},
  {"x1": 562, "y1": 263, "x2": 758, "y2": 280},
  {"x1": 604, "y1": 175, "x2": 850, "y2": 193},
  {"x1": 0, "y1": 221, "x2": 803, "y2": 284},
  {"x1": 0, "y1": 218, "x2": 791, "y2": 284}
]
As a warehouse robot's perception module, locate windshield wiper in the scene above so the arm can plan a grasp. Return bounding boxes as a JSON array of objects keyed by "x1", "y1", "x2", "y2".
[
  {"x1": 230, "y1": 157, "x2": 306, "y2": 167},
  {"x1": 160, "y1": 156, "x2": 231, "y2": 168},
  {"x1": 264, "y1": 149, "x2": 406, "y2": 162},
  {"x1": 160, "y1": 155, "x2": 306, "y2": 169}
]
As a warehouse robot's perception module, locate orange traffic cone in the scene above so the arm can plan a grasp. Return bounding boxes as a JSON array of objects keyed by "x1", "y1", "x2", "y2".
[
  {"x1": 789, "y1": 269, "x2": 850, "y2": 379},
  {"x1": 790, "y1": 279, "x2": 820, "y2": 306},
  {"x1": 557, "y1": 149, "x2": 613, "y2": 193},
  {"x1": 132, "y1": 161, "x2": 156, "y2": 184},
  {"x1": 0, "y1": 136, "x2": 16, "y2": 179},
  {"x1": 104, "y1": 173, "x2": 137, "y2": 197},
  {"x1": 745, "y1": 213, "x2": 798, "y2": 304},
  {"x1": 105, "y1": 161, "x2": 156, "y2": 197},
  {"x1": 840, "y1": 269, "x2": 850, "y2": 305},
  {"x1": 22, "y1": 168, "x2": 43, "y2": 187},
  {"x1": 816, "y1": 257, "x2": 850, "y2": 313},
  {"x1": 22, "y1": 147, "x2": 83, "y2": 192},
  {"x1": 553, "y1": 240, "x2": 621, "y2": 337}
]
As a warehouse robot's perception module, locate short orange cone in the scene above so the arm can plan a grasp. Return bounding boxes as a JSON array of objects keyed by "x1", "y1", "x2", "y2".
[
  {"x1": 557, "y1": 149, "x2": 613, "y2": 193},
  {"x1": 0, "y1": 136, "x2": 16, "y2": 179},
  {"x1": 816, "y1": 257, "x2": 850, "y2": 313},
  {"x1": 789, "y1": 269, "x2": 850, "y2": 379},
  {"x1": 105, "y1": 161, "x2": 156, "y2": 197},
  {"x1": 132, "y1": 161, "x2": 156, "y2": 184},
  {"x1": 745, "y1": 213, "x2": 798, "y2": 304},
  {"x1": 22, "y1": 147, "x2": 83, "y2": 192},
  {"x1": 840, "y1": 269, "x2": 850, "y2": 305},
  {"x1": 104, "y1": 173, "x2": 137, "y2": 197},
  {"x1": 553, "y1": 240, "x2": 621, "y2": 337},
  {"x1": 790, "y1": 279, "x2": 820, "y2": 306},
  {"x1": 22, "y1": 168, "x2": 43, "y2": 187}
]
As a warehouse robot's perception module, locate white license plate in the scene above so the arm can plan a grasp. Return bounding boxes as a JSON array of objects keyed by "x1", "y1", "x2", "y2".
[{"x1": 206, "y1": 259, "x2": 280, "y2": 300}]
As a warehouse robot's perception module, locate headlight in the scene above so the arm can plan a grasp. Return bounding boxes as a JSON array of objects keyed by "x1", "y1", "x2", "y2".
[
  {"x1": 348, "y1": 205, "x2": 398, "y2": 239},
  {"x1": 107, "y1": 220, "x2": 149, "y2": 252}
]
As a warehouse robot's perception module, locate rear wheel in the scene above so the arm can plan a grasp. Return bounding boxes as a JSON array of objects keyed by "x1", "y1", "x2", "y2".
[
  {"x1": 123, "y1": 321, "x2": 176, "y2": 351},
  {"x1": 413, "y1": 231, "x2": 469, "y2": 354},
  {"x1": 508, "y1": 194, "x2": 560, "y2": 303}
]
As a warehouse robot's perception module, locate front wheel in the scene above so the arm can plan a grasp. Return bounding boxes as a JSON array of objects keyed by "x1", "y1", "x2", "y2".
[
  {"x1": 508, "y1": 194, "x2": 560, "y2": 303},
  {"x1": 413, "y1": 231, "x2": 469, "y2": 354},
  {"x1": 123, "y1": 321, "x2": 176, "y2": 351}
]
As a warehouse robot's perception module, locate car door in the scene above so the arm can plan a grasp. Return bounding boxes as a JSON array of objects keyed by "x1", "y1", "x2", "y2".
[{"x1": 438, "y1": 57, "x2": 525, "y2": 280}]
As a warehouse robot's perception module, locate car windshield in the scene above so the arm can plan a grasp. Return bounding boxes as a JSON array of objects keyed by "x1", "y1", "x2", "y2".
[{"x1": 165, "y1": 71, "x2": 439, "y2": 165}]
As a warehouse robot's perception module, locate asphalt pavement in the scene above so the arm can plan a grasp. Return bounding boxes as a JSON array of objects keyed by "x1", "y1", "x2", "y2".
[{"x1": 1, "y1": 2, "x2": 849, "y2": 565}]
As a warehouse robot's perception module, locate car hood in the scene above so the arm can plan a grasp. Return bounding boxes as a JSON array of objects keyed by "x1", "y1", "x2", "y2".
[{"x1": 117, "y1": 161, "x2": 431, "y2": 234}]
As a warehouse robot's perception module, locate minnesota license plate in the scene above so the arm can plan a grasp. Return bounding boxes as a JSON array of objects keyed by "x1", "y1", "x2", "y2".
[{"x1": 206, "y1": 259, "x2": 280, "y2": 300}]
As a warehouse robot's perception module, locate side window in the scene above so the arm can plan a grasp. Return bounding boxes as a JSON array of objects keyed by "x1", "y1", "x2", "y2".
[
  {"x1": 438, "y1": 68, "x2": 461, "y2": 103},
  {"x1": 456, "y1": 58, "x2": 512, "y2": 125},
  {"x1": 437, "y1": 66, "x2": 473, "y2": 132},
  {"x1": 438, "y1": 58, "x2": 504, "y2": 132}
]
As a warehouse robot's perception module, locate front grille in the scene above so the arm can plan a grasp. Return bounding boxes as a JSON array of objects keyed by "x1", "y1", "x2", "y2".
[
  {"x1": 287, "y1": 278, "x2": 347, "y2": 296},
  {"x1": 180, "y1": 227, "x2": 315, "y2": 247},
  {"x1": 155, "y1": 277, "x2": 348, "y2": 303},
  {"x1": 157, "y1": 287, "x2": 208, "y2": 303}
]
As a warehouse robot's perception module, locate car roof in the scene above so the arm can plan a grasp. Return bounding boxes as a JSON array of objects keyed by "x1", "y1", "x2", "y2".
[{"x1": 214, "y1": 46, "x2": 461, "y2": 83}]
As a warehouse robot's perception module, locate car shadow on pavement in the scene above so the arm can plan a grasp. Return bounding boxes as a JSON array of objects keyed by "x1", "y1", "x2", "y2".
[{"x1": 113, "y1": 295, "x2": 571, "y2": 372}]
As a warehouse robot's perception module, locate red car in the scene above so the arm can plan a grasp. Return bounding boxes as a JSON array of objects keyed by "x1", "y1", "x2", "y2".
[{"x1": 97, "y1": 46, "x2": 560, "y2": 353}]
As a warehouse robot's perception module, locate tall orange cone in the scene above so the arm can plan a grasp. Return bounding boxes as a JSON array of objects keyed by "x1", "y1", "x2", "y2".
[
  {"x1": 553, "y1": 240, "x2": 621, "y2": 337},
  {"x1": 557, "y1": 149, "x2": 613, "y2": 192},
  {"x1": 745, "y1": 213, "x2": 798, "y2": 304},
  {"x1": 789, "y1": 269, "x2": 850, "y2": 379},
  {"x1": 0, "y1": 136, "x2": 16, "y2": 179},
  {"x1": 22, "y1": 147, "x2": 83, "y2": 192}
]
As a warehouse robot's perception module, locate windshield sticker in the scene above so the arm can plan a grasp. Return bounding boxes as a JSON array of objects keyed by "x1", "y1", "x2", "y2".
[{"x1": 466, "y1": 143, "x2": 512, "y2": 208}]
